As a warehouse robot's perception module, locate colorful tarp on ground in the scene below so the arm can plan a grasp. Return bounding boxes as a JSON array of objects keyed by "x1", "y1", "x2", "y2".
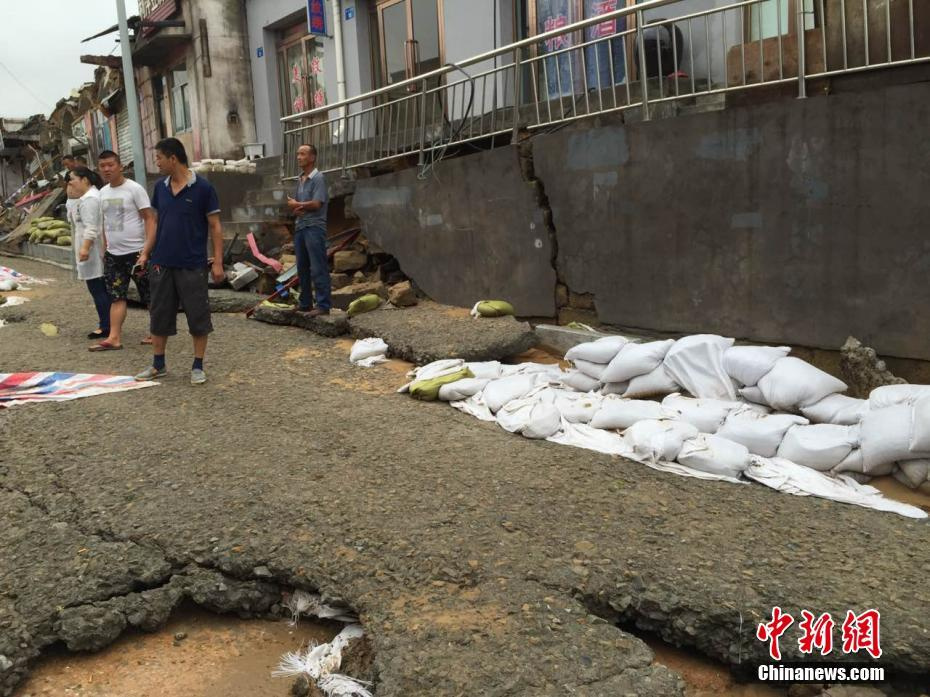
[{"x1": 0, "y1": 372, "x2": 157, "y2": 408}]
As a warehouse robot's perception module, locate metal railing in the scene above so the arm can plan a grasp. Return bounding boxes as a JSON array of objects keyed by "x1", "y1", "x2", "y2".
[{"x1": 282, "y1": 0, "x2": 929, "y2": 178}]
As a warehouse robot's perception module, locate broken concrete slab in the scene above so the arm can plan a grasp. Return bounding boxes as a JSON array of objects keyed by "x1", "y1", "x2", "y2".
[
  {"x1": 840, "y1": 336, "x2": 906, "y2": 398},
  {"x1": 349, "y1": 301, "x2": 538, "y2": 364},
  {"x1": 250, "y1": 304, "x2": 349, "y2": 337}
]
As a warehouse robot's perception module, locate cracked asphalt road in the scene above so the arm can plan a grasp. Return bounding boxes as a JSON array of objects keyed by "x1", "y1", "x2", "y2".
[{"x1": 1, "y1": 256, "x2": 929, "y2": 697}]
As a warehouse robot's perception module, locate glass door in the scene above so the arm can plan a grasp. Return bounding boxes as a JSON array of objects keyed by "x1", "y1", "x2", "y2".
[
  {"x1": 277, "y1": 29, "x2": 327, "y2": 118},
  {"x1": 377, "y1": 0, "x2": 444, "y2": 87}
]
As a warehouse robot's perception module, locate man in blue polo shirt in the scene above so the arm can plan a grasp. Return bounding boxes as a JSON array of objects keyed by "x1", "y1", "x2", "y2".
[{"x1": 134, "y1": 138, "x2": 225, "y2": 385}]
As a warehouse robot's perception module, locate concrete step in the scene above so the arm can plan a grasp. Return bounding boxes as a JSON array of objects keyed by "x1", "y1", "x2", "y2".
[{"x1": 676, "y1": 92, "x2": 727, "y2": 116}]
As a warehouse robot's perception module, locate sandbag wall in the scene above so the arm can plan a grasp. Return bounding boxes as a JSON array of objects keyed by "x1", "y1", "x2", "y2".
[{"x1": 403, "y1": 334, "x2": 930, "y2": 494}]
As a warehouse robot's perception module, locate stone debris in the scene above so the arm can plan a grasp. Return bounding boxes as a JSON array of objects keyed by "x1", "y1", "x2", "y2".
[
  {"x1": 387, "y1": 281, "x2": 417, "y2": 308},
  {"x1": 840, "y1": 336, "x2": 906, "y2": 398}
]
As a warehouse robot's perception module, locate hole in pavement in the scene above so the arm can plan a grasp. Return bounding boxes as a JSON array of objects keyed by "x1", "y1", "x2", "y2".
[{"x1": 14, "y1": 602, "x2": 359, "y2": 697}]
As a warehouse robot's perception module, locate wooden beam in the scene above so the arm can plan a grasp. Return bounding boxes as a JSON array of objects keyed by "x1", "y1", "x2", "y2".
[{"x1": 80, "y1": 55, "x2": 122, "y2": 68}]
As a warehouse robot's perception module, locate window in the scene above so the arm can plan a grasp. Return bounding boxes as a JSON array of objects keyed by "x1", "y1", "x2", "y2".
[
  {"x1": 93, "y1": 109, "x2": 112, "y2": 157},
  {"x1": 170, "y1": 65, "x2": 191, "y2": 132},
  {"x1": 153, "y1": 75, "x2": 168, "y2": 139}
]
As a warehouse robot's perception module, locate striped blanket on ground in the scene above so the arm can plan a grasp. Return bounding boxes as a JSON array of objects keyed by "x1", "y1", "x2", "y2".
[{"x1": 0, "y1": 372, "x2": 157, "y2": 408}]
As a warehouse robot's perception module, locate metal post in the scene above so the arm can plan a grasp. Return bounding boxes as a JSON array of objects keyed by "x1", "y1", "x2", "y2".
[
  {"x1": 117, "y1": 0, "x2": 147, "y2": 179},
  {"x1": 341, "y1": 112, "x2": 350, "y2": 177},
  {"x1": 636, "y1": 10, "x2": 650, "y2": 120},
  {"x1": 511, "y1": 46, "x2": 523, "y2": 143},
  {"x1": 417, "y1": 78, "x2": 428, "y2": 168},
  {"x1": 797, "y1": 0, "x2": 807, "y2": 97}
]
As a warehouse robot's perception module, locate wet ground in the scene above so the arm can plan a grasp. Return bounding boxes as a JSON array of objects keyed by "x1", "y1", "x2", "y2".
[
  {"x1": 15, "y1": 607, "x2": 335, "y2": 697},
  {"x1": 2, "y1": 256, "x2": 929, "y2": 697}
]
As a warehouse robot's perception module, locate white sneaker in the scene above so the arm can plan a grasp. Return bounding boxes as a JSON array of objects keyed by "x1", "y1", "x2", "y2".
[{"x1": 190, "y1": 368, "x2": 207, "y2": 385}]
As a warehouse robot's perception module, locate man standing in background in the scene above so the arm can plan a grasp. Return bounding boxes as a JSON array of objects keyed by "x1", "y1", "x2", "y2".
[
  {"x1": 286, "y1": 144, "x2": 331, "y2": 316},
  {"x1": 90, "y1": 149, "x2": 155, "y2": 351}
]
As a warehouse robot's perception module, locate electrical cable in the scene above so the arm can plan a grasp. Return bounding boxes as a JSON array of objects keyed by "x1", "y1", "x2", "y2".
[{"x1": 0, "y1": 60, "x2": 51, "y2": 112}]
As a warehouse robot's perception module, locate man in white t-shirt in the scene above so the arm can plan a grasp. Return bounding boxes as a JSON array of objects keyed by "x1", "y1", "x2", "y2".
[{"x1": 90, "y1": 149, "x2": 156, "y2": 351}]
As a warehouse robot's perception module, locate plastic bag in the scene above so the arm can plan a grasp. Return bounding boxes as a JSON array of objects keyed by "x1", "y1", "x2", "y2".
[
  {"x1": 589, "y1": 397, "x2": 678, "y2": 430},
  {"x1": 677, "y1": 434, "x2": 750, "y2": 479},
  {"x1": 716, "y1": 411, "x2": 809, "y2": 458},
  {"x1": 800, "y1": 393, "x2": 869, "y2": 425},
  {"x1": 723, "y1": 345, "x2": 791, "y2": 386},
  {"x1": 775, "y1": 423, "x2": 859, "y2": 471},
  {"x1": 622, "y1": 365, "x2": 680, "y2": 399},
  {"x1": 663, "y1": 334, "x2": 737, "y2": 400},
  {"x1": 625, "y1": 419, "x2": 699, "y2": 462},
  {"x1": 756, "y1": 357, "x2": 847, "y2": 412},
  {"x1": 565, "y1": 335, "x2": 628, "y2": 364},
  {"x1": 662, "y1": 393, "x2": 744, "y2": 434},
  {"x1": 601, "y1": 339, "x2": 675, "y2": 384},
  {"x1": 349, "y1": 337, "x2": 388, "y2": 364}
]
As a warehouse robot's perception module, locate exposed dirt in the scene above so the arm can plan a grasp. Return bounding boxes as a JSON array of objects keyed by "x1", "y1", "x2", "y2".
[{"x1": 15, "y1": 607, "x2": 336, "y2": 697}]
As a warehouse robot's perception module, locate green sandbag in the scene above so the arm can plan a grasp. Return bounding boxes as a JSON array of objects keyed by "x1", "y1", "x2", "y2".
[
  {"x1": 56, "y1": 236, "x2": 72, "y2": 246},
  {"x1": 476, "y1": 300, "x2": 515, "y2": 317},
  {"x1": 37, "y1": 221, "x2": 53, "y2": 230},
  {"x1": 48, "y1": 220, "x2": 69, "y2": 229},
  {"x1": 410, "y1": 367, "x2": 474, "y2": 401},
  {"x1": 347, "y1": 293, "x2": 382, "y2": 318}
]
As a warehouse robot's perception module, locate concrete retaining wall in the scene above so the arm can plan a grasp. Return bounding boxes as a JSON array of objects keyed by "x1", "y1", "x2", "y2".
[{"x1": 352, "y1": 77, "x2": 930, "y2": 361}]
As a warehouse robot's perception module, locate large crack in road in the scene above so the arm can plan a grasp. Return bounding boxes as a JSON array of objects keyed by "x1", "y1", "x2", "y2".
[{"x1": 2, "y1": 257, "x2": 929, "y2": 696}]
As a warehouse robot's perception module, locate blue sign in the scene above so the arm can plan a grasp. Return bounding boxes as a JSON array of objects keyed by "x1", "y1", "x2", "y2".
[
  {"x1": 307, "y1": 0, "x2": 327, "y2": 36},
  {"x1": 344, "y1": 6, "x2": 355, "y2": 20},
  {"x1": 256, "y1": 46, "x2": 264, "y2": 58}
]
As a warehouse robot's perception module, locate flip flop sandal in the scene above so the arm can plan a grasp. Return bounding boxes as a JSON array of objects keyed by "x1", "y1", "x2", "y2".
[
  {"x1": 140, "y1": 337, "x2": 154, "y2": 345},
  {"x1": 87, "y1": 329, "x2": 106, "y2": 339},
  {"x1": 89, "y1": 341, "x2": 123, "y2": 352}
]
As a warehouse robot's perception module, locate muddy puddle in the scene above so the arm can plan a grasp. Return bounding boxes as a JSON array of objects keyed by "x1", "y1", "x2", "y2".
[
  {"x1": 648, "y1": 639, "x2": 784, "y2": 696},
  {"x1": 15, "y1": 607, "x2": 337, "y2": 697}
]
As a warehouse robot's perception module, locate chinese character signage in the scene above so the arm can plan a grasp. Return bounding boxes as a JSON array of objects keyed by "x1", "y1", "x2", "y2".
[
  {"x1": 307, "y1": 0, "x2": 327, "y2": 37},
  {"x1": 756, "y1": 607, "x2": 883, "y2": 661}
]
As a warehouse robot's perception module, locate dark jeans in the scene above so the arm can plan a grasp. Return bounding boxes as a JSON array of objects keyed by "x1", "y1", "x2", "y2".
[
  {"x1": 85, "y1": 277, "x2": 111, "y2": 333},
  {"x1": 294, "y1": 226, "x2": 331, "y2": 311}
]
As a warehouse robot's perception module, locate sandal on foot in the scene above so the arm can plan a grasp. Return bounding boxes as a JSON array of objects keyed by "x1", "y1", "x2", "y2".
[{"x1": 89, "y1": 341, "x2": 123, "y2": 352}]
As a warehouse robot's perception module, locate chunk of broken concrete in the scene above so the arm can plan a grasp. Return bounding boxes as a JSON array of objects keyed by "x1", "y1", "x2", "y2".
[
  {"x1": 350, "y1": 301, "x2": 537, "y2": 364},
  {"x1": 250, "y1": 305, "x2": 349, "y2": 337},
  {"x1": 388, "y1": 280, "x2": 417, "y2": 307},
  {"x1": 330, "y1": 272, "x2": 352, "y2": 290},
  {"x1": 331, "y1": 281, "x2": 388, "y2": 311},
  {"x1": 840, "y1": 336, "x2": 906, "y2": 398},
  {"x1": 332, "y1": 250, "x2": 367, "y2": 273}
]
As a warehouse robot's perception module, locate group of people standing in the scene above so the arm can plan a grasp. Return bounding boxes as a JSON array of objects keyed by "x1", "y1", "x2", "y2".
[
  {"x1": 61, "y1": 138, "x2": 332, "y2": 385},
  {"x1": 63, "y1": 138, "x2": 225, "y2": 385}
]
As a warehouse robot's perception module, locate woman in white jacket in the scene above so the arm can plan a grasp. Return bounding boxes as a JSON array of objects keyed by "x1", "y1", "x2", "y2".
[{"x1": 67, "y1": 167, "x2": 111, "y2": 340}]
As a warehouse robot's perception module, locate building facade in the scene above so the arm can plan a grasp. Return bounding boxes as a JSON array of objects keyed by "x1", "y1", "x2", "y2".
[{"x1": 133, "y1": 0, "x2": 258, "y2": 172}]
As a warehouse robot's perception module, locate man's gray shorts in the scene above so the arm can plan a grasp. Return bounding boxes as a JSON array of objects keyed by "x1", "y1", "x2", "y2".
[{"x1": 148, "y1": 265, "x2": 213, "y2": 337}]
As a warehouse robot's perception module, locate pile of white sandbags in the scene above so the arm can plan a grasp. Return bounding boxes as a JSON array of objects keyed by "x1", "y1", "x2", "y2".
[
  {"x1": 400, "y1": 333, "x2": 930, "y2": 508},
  {"x1": 192, "y1": 158, "x2": 257, "y2": 174}
]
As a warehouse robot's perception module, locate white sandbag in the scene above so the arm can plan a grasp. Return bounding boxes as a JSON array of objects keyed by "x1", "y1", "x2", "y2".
[
  {"x1": 857, "y1": 405, "x2": 927, "y2": 474},
  {"x1": 756, "y1": 357, "x2": 847, "y2": 412},
  {"x1": 662, "y1": 393, "x2": 744, "y2": 434},
  {"x1": 564, "y1": 335, "x2": 628, "y2": 364},
  {"x1": 483, "y1": 373, "x2": 540, "y2": 413},
  {"x1": 622, "y1": 365, "x2": 680, "y2": 398},
  {"x1": 600, "y1": 381, "x2": 629, "y2": 396},
  {"x1": 554, "y1": 392, "x2": 603, "y2": 424},
  {"x1": 739, "y1": 385, "x2": 769, "y2": 407},
  {"x1": 589, "y1": 397, "x2": 678, "y2": 430},
  {"x1": 677, "y1": 434, "x2": 750, "y2": 479},
  {"x1": 869, "y1": 384, "x2": 930, "y2": 409},
  {"x1": 775, "y1": 424, "x2": 859, "y2": 471},
  {"x1": 800, "y1": 393, "x2": 869, "y2": 425},
  {"x1": 716, "y1": 412, "x2": 809, "y2": 457},
  {"x1": 601, "y1": 340, "x2": 675, "y2": 384},
  {"x1": 910, "y1": 395, "x2": 930, "y2": 453},
  {"x1": 561, "y1": 370, "x2": 601, "y2": 393},
  {"x1": 465, "y1": 361, "x2": 503, "y2": 379},
  {"x1": 723, "y1": 345, "x2": 791, "y2": 386},
  {"x1": 573, "y1": 359, "x2": 608, "y2": 381},
  {"x1": 496, "y1": 389, "x2": 562, "y2": 439},
  {"x1": 349, "y1": 337, "x2": 388, "y2": 364},
  {"x1": 663, "y1": 334, "x2": 738, "y2": 400},
  {"x1": 438, "y1": 377, "x2": 491, "y2": 401},
  {"x1": 397, "y1": 359, "x2": 465, "y2": 392},
  {"x1": 625, "y1": 419, "x2": 699, "y2": 462},
  {"x1": 894, "y1": 459, "x2": 930, "y2": 493}
]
